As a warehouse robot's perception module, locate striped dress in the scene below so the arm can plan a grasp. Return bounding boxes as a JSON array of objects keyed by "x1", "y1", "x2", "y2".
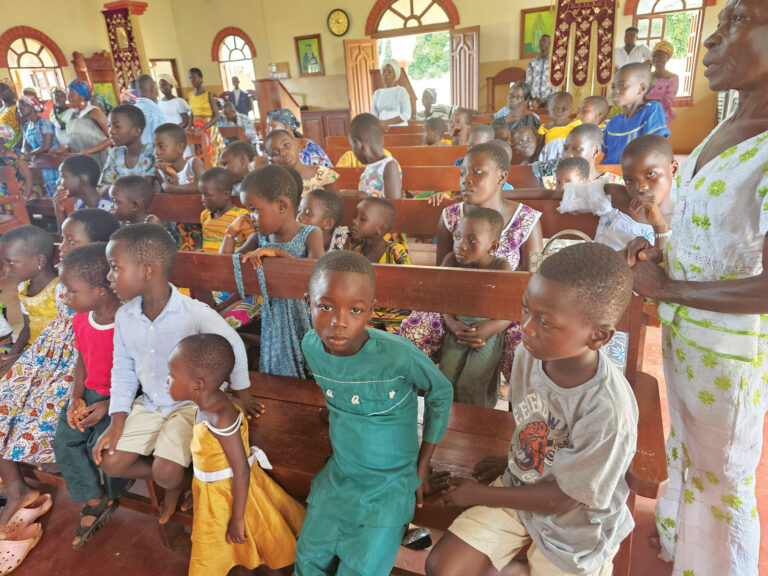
[{"x1": 201, "y1": 206, "x2": 251, "y2": 252}]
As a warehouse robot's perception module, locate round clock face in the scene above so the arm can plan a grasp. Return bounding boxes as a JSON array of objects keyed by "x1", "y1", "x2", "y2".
[{"x1": 328, "y1": 9, "x2": 350, "y2": 37}]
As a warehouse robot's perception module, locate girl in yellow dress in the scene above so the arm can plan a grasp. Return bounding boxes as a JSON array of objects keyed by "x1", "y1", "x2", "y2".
[
  {"x1": 187, "y1": 67, "x2": 225, "y2": 167},
  {"x1": 167, "y1": 333, "x2": 305, "y2": 576}
]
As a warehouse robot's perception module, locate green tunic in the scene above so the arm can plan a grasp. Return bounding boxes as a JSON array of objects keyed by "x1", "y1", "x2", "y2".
[{"x1": 301, "y1": 328, "x2": 453, "y2": 527}]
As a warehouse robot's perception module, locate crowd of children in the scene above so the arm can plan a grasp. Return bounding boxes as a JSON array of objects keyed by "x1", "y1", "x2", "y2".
[{"x1": 0, "y1": 57, "x2": 694, "y2": 576}]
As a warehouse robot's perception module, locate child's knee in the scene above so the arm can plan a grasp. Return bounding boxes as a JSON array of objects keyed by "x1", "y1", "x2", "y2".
[
  {"x1": 152, "y1": 458, "x2": 186, "y2": 489},
  {"x1": 425, "y1": 544, "x2": 449, "y2": 576}
]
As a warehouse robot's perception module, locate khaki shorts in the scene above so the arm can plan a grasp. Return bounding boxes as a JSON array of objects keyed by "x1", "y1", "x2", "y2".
[
  {"x1": 449, "y1": 479, "x2": 617, "y2": 575},
  {"x1": 114, "y1": 398, "x2": 196, "y2": 467}
]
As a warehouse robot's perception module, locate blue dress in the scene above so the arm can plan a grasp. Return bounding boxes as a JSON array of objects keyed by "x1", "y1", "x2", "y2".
[{"x1": 256, "y1": 224, "x2": 317, "y2": 378}]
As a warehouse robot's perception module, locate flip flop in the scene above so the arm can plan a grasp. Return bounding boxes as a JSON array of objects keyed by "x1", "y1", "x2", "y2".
[
  {"x1": 0, "y1": 523, "x2": 42, "y2": 575},
  {"x1": 0, "y1": 494, "x2": 52, "y2": 541}
]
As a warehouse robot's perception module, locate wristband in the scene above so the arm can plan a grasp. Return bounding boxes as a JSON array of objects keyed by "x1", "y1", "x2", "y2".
[
  {"x1": 226, "y1": 232, "x2": 239, "y2": 241},
  {"x1": 655, "y1": 230, "x2": 672, "y2": 238}
]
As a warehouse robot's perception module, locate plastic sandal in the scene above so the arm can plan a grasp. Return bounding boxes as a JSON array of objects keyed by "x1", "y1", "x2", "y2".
[
  {"x1": 72, "y1": 498, "x2": 118, "y2": 550},
  {"x1": 0, "y1": 523, "x2": 42, "y2": 575},
  {"x1": 0, "y1": 494, "x2": 52, "y2": 541}
]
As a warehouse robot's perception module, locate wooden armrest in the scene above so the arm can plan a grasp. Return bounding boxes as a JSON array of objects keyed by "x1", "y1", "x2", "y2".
[{"x1": 626, "y1": 371, "x2": 668, "y2": 499}]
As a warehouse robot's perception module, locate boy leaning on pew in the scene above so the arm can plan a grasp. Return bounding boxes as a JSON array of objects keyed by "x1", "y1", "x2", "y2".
[
  {"x1": 426, "y1": 243, "x2": 638, "y2": 576},
  {"x1": 296, "y1": 251, "x2": 453, "y2": 576}
]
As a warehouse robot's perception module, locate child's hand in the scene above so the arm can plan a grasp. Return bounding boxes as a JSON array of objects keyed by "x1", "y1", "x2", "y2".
[
  {"x1": 241, "y1": 248, "x2": 279, "y2": 270},
  {"x1": 473, "y1": 455, "x2": 508, "y2": 484},
  {"x1": 629, "y1": 196, "x2": 667, "y2": 229},
  {"x1": 93, "y1": 418, "x2": 124, "y2": 465},
  {"x1": 226, "y1": 515, "x2": 247, "y2": 544},
  {"x1": 66, "y1": 397, "x2": 87, "y2": 429},
  {"x1": 53, "y1": 188, "x2": 70, "y2": 214},
  {"x1": 227, "y1": 215, "x2": 253, "y2": 235},
  {"x1": 232, "y1": 390, "x2": 265, "y2": 422},
  {"x1": 441, "y1": 477, "x2": 481, "y2": 509},
  {"x1": 455, "y1": 326, "x2": 486, "y2": 349},
  {"x1": 427, "y1": 468, "x2": 453, "y2": 494},
  {"x1": 427, "y1": 192, "x2": 452, "y2": 206},
  {"x1": 77, "y1": 400, "x2": 109, "y2": 431},
  {"x1": 443, "y1": 315, "x2": 472, "y2": 337}
]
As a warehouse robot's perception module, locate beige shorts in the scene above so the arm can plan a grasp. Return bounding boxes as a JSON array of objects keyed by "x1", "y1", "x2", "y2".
[
  {"x1": 449, "y1": 479, "x2": 617, "y2": 575},
  {"x1": 114, "y1": 398, "x2": 196, "y2": 467}
]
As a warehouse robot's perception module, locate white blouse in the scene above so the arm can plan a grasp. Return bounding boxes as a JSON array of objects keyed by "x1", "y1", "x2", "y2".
[
  {"x1": 159, "y1": 97, "x2": 191, "y2": 125},
  {"x1": 370, "y1": 86, "x2": 411, "y2": 126}
]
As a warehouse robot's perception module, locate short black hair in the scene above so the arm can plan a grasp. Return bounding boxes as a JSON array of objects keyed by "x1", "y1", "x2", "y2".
[
  {"x1": 467, "y1": 142, "x2": 510, "y2": 171},
  {"x1": 549, "y1": 91, "x2": 573, "y2": 107},
  {"x1": 349, "y1": 113, "x2": 383, "y2": 146},
  {"x1": 619, "y1": 62, "x2": 652, "y2": 89},
  {"x1": 454, "y1": 107, "x2": 473, "y2": 122},
  {"x1": 470, "y1": 124, "x2": 495, "y2": 139},
  {"x1": 488, "y1": 139, "x2": 513, "y2": 167},
  {"x1": 622, "y1": 134, "x2": 675, "y2": 164},
  {"x1": 567, "y1": 123, "x2": 603, "y2": 149},
  {"x1": 463, "y1": 206, "x2": 504, "y2": 239},
  {"x1": 113, "y1": 175, "x2": 155, "y2": 210},
  {"x1": 109, "y1": 223, "x2": 178, "y2": 277},
  {"x1": 309, "y1": 251, "x2": 376, "y2": 296},
  {"x1": 537, "y1": 242, "x2": 632, "y2": 326},
  {"x1": 557, "y1": 156, "x2": 591, "y2": 180},
  {"x1": 175, "y1": 334, "x2": 235, "y2": 386},
  {"x1": 264, "y1": 129, "x2": 294, "y2": 149},
  {"x1": 223, "y1": 140, "x2": 256, "y2": 161},
  {"x1": 199, "y1": 167, "x2": 234, "y2": 192},
  {"x1": 188, "y1": 67, "x2": 203, "y2": 78},
  {"x1": 242, "y1": 164, "x2": 298, "y2": 208},
  {"x1": 0, "y1": 224, "x2": 54, "y2": 261},
  {"x1": 282, "y1": 166, "x2": 304, "y2": 201},
  {"x1": 581, "y1": 95, "x2": 610, "y2": 117},
  {"x1": 626, "y1": 26, "x2": 639, "y2": 34},
  {"x1": 154, "y1": 123, "x2": 187, "y2": 145},
  {"x1": 136, "y1": 74, "x2": 155, "y2": 93},
  {"x1": 60, "y1": 242, "x2": 111, "y2": 289},
  {"x1": 62, "y1": 155, "x2": 101, "y2": 187},
  {"x1": 306, "y1": 188, "x2": 344, "y2": 226},
  {"x1": 110, "y1": 104, "x2": 146, "y2": 131},
  {"x1": 509, "y1": 82, "x2": 533, "y2": 102},
  {"x1": 66, "y1": 209, "x2": 120, "y2": 242},
  {"x1": 425, "y1": 117, "x2": 447, "y2": 134},
  {"x1": 360, "y1": 197, "x2": 397, "y2": 232}
]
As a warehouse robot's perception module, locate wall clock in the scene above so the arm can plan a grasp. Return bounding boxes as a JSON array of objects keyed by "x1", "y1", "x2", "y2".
[{"x1": 328, "y1": 9, "x2": 350, "y2": 37}]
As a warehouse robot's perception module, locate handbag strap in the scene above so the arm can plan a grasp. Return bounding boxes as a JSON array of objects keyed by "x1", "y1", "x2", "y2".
[
  {"x1": 232, "y1": 253, "x2": 246, "y2": 300},
  {"x1": 541, "y1": 229, "x2": 593, "y2": 256}
]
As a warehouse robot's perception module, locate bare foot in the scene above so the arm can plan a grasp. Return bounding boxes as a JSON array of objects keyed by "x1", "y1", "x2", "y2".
[
  {"x1": 0, "y1": 486, "x2": 39, "y2": 534},
  {"x1": 158, "y1": 487, "x2": 182, "y2": 525},
  {"x1": 179, "y1": 490, "x2": 193, "y2": 512}
]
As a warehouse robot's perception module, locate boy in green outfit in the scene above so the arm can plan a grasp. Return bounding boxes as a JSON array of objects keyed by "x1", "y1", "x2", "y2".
[{"x1": 296, "y1": 251, "x2": 453, "y2": 576}]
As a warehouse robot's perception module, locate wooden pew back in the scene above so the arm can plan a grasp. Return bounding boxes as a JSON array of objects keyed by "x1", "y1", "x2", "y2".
[
  {"x1": 0, "y1": 166, "x2": 32, "y2": 233},
  {"x1": 327, "y1": 134, "x2": 426, "y2": 148},
  {"x1": 328, "y1": 145, "x2": 467, "y2": 167}
]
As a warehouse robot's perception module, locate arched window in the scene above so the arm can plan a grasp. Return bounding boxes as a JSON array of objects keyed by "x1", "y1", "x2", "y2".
[
  {"x1": 212, "y1": 27, "x2": 257, "y2": 94},
  {"x1": 0, "y1": 29, "x2": 66, "y2": 100},
  {"x1": 634, "y1": 0, "x2": 705, "y2": 100},
  {"x1": 366, "y1": 0, "x2": 460, "y2": 38}
]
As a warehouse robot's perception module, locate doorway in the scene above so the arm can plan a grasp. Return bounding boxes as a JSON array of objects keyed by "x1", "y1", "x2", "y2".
[{"x1": 149, "y1": 59, "x2": 181, "y2": 95}]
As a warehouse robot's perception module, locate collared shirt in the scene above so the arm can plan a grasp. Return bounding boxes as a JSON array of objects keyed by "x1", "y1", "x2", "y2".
[
  {"x1": 135, "y1": 97, "x2": 166, "y2": 146},
  {"x1": 614, "y1": 44, "x2": 652, "y2": 70},
  {"x1": 526, "y1": 55, "x2": 554, "y2": 101},
  {"x1": 109, "y1": 285, "x2": 250, "y2": 416}
]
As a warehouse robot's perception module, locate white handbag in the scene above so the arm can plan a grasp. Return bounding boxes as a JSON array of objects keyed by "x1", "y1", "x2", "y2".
[{"x1": 528, "y1": 229, "x2": 593, "y2": 273}]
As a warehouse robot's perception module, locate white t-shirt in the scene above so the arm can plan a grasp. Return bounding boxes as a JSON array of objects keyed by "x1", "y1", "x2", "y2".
[
  {"x1": 614, "y1": 44, "x2": 652, "y2": 70},
  {"x1": 503, "y1": 346, "x2": 638, "y2": 574},
  {"x1": 159, "y1": 97, "x2": 191, "y2": 125},
  {"x1": 370, "y1": 86, "x2": 411, "y2": 126}
]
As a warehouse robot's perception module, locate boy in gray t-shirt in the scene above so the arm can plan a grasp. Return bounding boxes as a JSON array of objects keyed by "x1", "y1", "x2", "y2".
[{"x1": 426, "y1": 243, "x2": 639, "y2": 576}]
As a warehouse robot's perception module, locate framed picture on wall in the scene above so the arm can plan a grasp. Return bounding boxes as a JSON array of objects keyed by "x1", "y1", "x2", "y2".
[
  {"x1": 294, "y1": 34, "x2": 325, "y2": 77},
  {"x1": 520, "y1": 6, "x2": 556, "y2": 58}
]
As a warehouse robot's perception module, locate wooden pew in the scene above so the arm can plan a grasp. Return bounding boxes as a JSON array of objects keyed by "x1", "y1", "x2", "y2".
[
  {"x1": 186, "y1": 132, "x2": 213, "y2": 169},
  {"x1": 219, "y1": 126, "x2": 245, "y2": 142},
  {"x1": 327, "y1": 145, "x2": 467, "y2": 167},
  {"x1": 327, "y1": 134, "x2": 427, "y2": 148},
  {"x1": 0, "y1": 166, "x2": 32, "y2": 233},
  {"x1": 600, "y1": 164, "x2": 623, "y2": 177}
]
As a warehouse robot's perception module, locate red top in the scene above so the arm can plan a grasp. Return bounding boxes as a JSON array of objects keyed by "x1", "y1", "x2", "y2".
[{"x1": 72, "y1": 312, "x2": 114, "y2": 397}]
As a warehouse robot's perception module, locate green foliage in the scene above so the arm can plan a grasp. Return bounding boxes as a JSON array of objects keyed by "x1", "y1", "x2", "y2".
[
  {"x1": 664, "y1": 11, "x2": 695, "y2": 61},
  {"x1": 408, "y1": 32, "x2": 450, "y2": 81}
]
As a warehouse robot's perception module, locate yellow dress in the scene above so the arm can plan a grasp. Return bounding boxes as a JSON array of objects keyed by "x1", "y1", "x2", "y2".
[
  {"x1": 537, "y1": 118, "x2": 582, "y2": 144},
  {"x1": 188, "y1": 90, "x2": 225, "y2": 167},
  {"x1": 189, "y1": 410, "x2": 305, "y2": 575},
  {"x1": 17, "y1": 278, "x2": 60, "y2": 344}
]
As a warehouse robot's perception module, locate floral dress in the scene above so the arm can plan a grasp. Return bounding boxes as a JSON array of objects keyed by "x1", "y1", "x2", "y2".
[
  {"x1": 653, "y1": 127, "x2": 768, "y2": 576},
  {"x1": 0, "y1": 282, "x2": 76, "y2": 465},
  {"x1": 158, "y1": 157, "x2": 203, "y2": 251},
  {"x1": 359, "y1": 157, "x2": 402, "y2": 198},
  {"x1": 22, "y1": 118, "x2": 59, "y2": 196},
  {"x1": 301, "y1": 166, "x2": 339, "y2": 197},
  {"x1": 646, "y1": 75, "x2": 679, "y2": 127},
  {"x1": 299, "y1": 139, "x2": 333, "y2": 169},
  {"x1": 98, "y1": 143, "x2": 156, "y2": 186},
  {"x1": 398, "y1": 202, "x2": 541, "y2": 380}
]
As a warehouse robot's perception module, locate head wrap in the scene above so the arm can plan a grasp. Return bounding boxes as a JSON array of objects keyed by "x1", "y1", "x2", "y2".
[
  {"x1": 424, "y1": 88, "x2": 437, "y2": 102},
  {"x1": 68, "y1": 78, "x2": 92, "y2": 101},
  {"x1": 266, "y1": 108, "x2": 303, "y2": 137},
  {"x1": 652, "y1": 41, "x2": 674, "y2": 58},
  {"x1": 158, "y1": 74, "x2": 177, "y2": 89},
  {"x1": 18, "y1": 95, "x2": 44, "y2": 113},
  {"x1": 381, "y1": 59, "x2": 401, "y2": 82}
]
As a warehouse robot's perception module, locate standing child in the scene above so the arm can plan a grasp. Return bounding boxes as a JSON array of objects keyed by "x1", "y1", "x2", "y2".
[
  {"x1": 350, "y1": 113, "x2": 402, "y2": 199},
  {"x1": 53, "y1": 155, "x2": 114, "y2": 229},
  {"x1": 239, "y1": 165, "x2": 324, "y2": 378},
  {"x1": 200, "y1": 167, "x2": 251, "y2": 253},
  {"x1": 297, "y1": 188, "x2": 347, "y2": 252},
  {"x1": 537, "y1": 91, "x2": 580, "y2": 162},
  {"x1": 296, "y1": 251, "x2": 453, "y2": 576},
  {"x1": 187, "y1": 67, "x2": 224, "y2": 168},
  {"x1": 98, "y1": 104, "x2": 156, "y2": 196},
  {"x1": 426, "y1": 243, "x2": 638, "y2": 576},
  {"x1": 18, "y1": 95, "x2": 59, "y2": 196},
  {"x1": 93, "y1": 224, "x2": 259, "y2": 524},
  {"x1": 265, "y1": 130, "x2": 338, "y2": 197},
  {"x1": 603, "y1": 63, "x2": 670, "y2": 164},
  {"x1": 168, "y1": 334, "x2": 305, "y2": 576},
  {"x1": 439, "y1": 208, "x2": 511, "y2": 407},
  {"x1": 220, "y1": 141, "x2": 256, "y2": 198},
  {"x1": 108, "y1": 175, "x2": 162, "y2": 226},
  {"x1": 53, "y1": 242, "x2": 130, "y2": 549},
  {"x1": 423, "y1": 117, "x2": 449, "y2": 146}
]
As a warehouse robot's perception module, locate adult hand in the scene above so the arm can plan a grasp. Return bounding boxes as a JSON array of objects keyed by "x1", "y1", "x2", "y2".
[
  {"x1": 473, "y1": 455, "x2": 507, "y2": 484},
  {"x1": 625, "y1": 237, "x2": 661, "y2": 267},
  {"x1": 632, "y1": 259, "x2": 669, "y2": 299},
  {"x1": 232, "y1": 389, "x2": 265, "y2": 421}
]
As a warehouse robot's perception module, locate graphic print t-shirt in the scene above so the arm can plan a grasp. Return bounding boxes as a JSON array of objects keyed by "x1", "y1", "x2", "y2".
[{"x1": 502, "y1": 347, "x2": 638, "y2": 575}]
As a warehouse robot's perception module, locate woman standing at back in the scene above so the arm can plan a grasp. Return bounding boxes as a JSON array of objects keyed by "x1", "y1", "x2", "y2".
[{"x1": 188, "y1": 67, "x2": 224, "y2": 167}]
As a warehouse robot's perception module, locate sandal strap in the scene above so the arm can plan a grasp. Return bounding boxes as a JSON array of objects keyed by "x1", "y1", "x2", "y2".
[{"x1": 80, "y1": 498, "x2": 110, "y2": 519}]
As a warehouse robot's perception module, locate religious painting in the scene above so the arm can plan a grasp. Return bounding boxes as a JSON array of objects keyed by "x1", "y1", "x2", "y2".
[
  {"x1": 520, "y1": 7, "x2": 556, "y2": 58},
  {"x1": 294, "y1": 35, "x2": 324, "y2": 77},
  {"x1": 93, "y1": 82, "x2": 118, "y2": 109}
]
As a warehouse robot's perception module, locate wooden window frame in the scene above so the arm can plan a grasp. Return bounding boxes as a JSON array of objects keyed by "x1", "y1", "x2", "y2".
[{"x1": 366, "y1": 0, "x2": 460, "y2": 39}]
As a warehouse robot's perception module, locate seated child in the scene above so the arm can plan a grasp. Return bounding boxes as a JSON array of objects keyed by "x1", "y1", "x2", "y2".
[
  {"x1": 512, "y1": 125, "x2": 540, "y2": 165},
  {"x1": 491, "y1": 119, "x2": 512, "y2": 147},
  {"x1": 578, "y1": 95, "x2": 610, "y2": 128},
  {"x1": 18, "y1": 94, "x2": 59, "y2": 196},
  {"x1": 219, "y1": 101, "x2": 257, "y2": 143},
  {"x1": 54, "y1": 242, "x2": 130, "y2": 549},
  {"x1": 108, "y1": 175, "x2": 162, "y2": 226},
  {"x1": 94, "y1": 224, "x2": 258, "y2": 524},
  {"x1": 53, "y1": 155, "x2": 114, "y2": 228},
  {"x1": 453, "y1": 125, "x2": 495, "y2": 166},
  {"x1": 220, "y1": 140, "x2": 256, "y2": 198},
  {"x1": 449, "y1": 108, "x2": 472, "y2": 146},
  {"x1": 98, "y1": 104, "x2": 156, "y2": 196},
  {"x1": 295, "y1": 251, "x2": 452, "y2": 576},
  {"x1": 439, "y1": 208, "x2": 511, "y2": 408},
  {"x1": 537, "y1": 91, "x2": 581, "y2": 162},
  {"x1": 297, "y1": 188, "x2": 347, "y2": 252},
  {"x1": 554, "y1": 156, "x2": 590, "y2": 192},
  {"x1": 154, "y1": 123, "x2": 204, "y2": 194},
  {"x1": 350, "y1": 113, "x2": 402, "y2": 199},
  {"x1": 238, "y1": 165, "x2": 324, "y2": 378},
  {"x1": 423, "y1": 117, "x2": 449, "y2": 146},
  {"x1": 603, "y1": 63, "x2": 670, "y2": 164},
  {"x1": 564, "y1": 123, "x2": 624, "y2": 184},
  {"x1": 336, "y1": 148, "x2": 391, "y2": 169},
  {"x1": 199, "y1": 167, "x2": 251, "y2": 253},
  {"x1": 168, "y1": 334, "x2": 304, "y2": 576},
  {"x1": 265, "y1": 130, "x2": 338, "y2": 197},
  {"x1": 426, "y1": 242, "x2": 638, "y2": 576}
]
